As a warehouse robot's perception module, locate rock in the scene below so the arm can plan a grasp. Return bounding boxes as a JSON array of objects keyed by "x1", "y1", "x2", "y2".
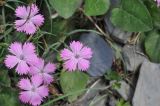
[
  {"x1": 115, "y1": 81, "x2": 133, "y2": 101},
  {"x1": 133, "y1": 61, "x2": 160, "y2": 106},
  {"x1": 104, "y1": 0, "x2": 132, "y2": 44},
  {"x1": 108, "y1": 96, "x2": 117, "y2": 106},
  {"x1": 66, "y1": 79, "x2": 108, "y2": 106},
  {"x1": 122, "y1": 45, "x2": 146, "y2": 71},
  {"x1": 80, "y1": 33, "x2": 114, "y2": 77}
]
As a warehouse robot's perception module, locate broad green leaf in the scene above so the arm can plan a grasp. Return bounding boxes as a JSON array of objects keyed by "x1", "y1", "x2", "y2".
[
  {"x1": 84, "y1": 0, "x2": 110, "y2": 16},
  {"x1": 145, "y1": 31, "x2": 160, "y2": 63},
  {"x1": 60, "y1": 71, "x2": 89, "y2": 102},
  {"x1": 116, "y1": 99, "x2": 131, "y2": 106},
  {"x1": 111, "y1": 0, "x2": 153, "y2": 32},
  {"x1": 144, "y1": 0, "x2": 160, "y2": 27},
  {"x1": 0, "y1": 70, "x2": 11, "y2": 87},
  {"x1": 49, "y1": 0, "x2": 82, "y2": 18}
]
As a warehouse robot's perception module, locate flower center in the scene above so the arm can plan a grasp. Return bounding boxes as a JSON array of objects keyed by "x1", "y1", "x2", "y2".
[
  {"x1": 19, "y1": 55, "x2": 25, "y2": 60},
  {"x1": 31, "y1": 87, "x2": 36, "y2": 92},
  {"x1": 75, "y1": 54, "x2": 80, "y2": 59},
  {"x1": 40, "y1": 69, "x2": 44, "y2": 73}
]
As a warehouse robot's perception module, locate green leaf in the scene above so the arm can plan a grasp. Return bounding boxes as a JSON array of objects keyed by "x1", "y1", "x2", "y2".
[
  {"x1": 111, "y1": 0, "x2": 153, "y2": 32},
  {"x1": 84, "y1": 0, "x2": 110, "y2": 16},
  {"x1": 49, "y1": 0, "x2": 82, "y2": 18},
  {"x1": 0, "y1": 88, "x2": 21, "y2": 106},
  {"x1": 0, "y1": 70, "x2": 11, "y2": 87},
  {"x1": 60, "y1": 71, "x2": 89, "y2": 102},
  {"x1": 116, "y1": 99, "x2": 130, "y2": 106},
  {"x1": 144, "y1": 30, "x2": 160, "y2": 63},
  {"x1": 144, "y1": 0, "x2": 160, "y2": 27}
]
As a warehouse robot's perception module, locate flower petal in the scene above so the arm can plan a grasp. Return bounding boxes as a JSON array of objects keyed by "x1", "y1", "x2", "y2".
[
  {"x1": 64, "y1": 58, "x2": 78, "y2": 71},
  {"x1": 19, "y1": 91, "x2": 32, "y2": 104},
  {"x1": 23, "y1": 42, "x2": 36, "y2": 55},
  {"x1": 16, "y1": 61, "x2": 30, "y2": 75},
  {"x1": 31, "y1": 14, "x2": 44, "y2": 27},
  {"x1": 15, "y1": 6, "x2": 28, "y2": 18},
  {"x1": 60, "y1": 48, "x2": 74, "y2": 60},
  {"x1": 29, "y1": 92, "x2": 42, "y2": 106},
  {"x1": 43, "y1": 73, "x2": 53, "y2": 84},
  {"x1": 27, "y1": 4, "x2": 39, "y2": 17},
  {"x1": 24, "y1": 21, "x2": 36, "y2": 35},
  {"x1": 25, "y1": 54, "x2": 39, "y2": 66},
  {"x1": 78, "y1": 59, "x2": 90, "y2": 71},
  {"x1": 4, "y1": 55, "x2": 19, "y2": 69},
  {"x1": 15, "y1": 19, "x2": 26, "y2": 32},
  {"x1": 70, "y1": 41, "x2": 83, "y2": 53},
  {"x1": 31, "y1": 76, "x2": 42, "y2": 88},
  {"x1": 18, "y1": 78, "x2": 32, "y2": 90},
  {"x1": 37, "y1": 86, "x2": 49, "y2": 98},
  {"x1": 9, "y1": 42, "x2": 23, "y2": 56},
  {"x1": 44, "y1": 63, "x2": 56, "y2": 73},
  {"x1": 80, "y1": 47, "x2": 93, "y2": 59}
]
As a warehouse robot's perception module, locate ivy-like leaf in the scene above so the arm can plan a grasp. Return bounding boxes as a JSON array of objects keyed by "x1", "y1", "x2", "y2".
[
  {"x1": 111, "y1": 0, "x2": 153, "y2": 32},
  {"x1": 60, "y1": 71, "x2": 89, "y2": 102},
  {"x1": 49, "y1": 0, "x2": 82, "y2": 18},
  {"x1": 84, "y1": 0, "x2": 110, "y2": 16}
]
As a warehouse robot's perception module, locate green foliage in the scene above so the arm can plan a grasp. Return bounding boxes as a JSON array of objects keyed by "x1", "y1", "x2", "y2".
[
  {"x1": 84, "y1": 0, "x2": 110, "y2": 16},
  {"x1": 111, "y1": 0, "x2": 153, "y2": 32},
  {"x1": 116, "y1": 99, "x2": 131, "y2": 106},
  {"x1": 145, "y1": 30, "x2": 160, "y2": 63},
  {"x1": 49, "y1": 0, "x2": 82, "y2": 18},
  {"x1": 0, "y1": 70, "x2": 11, "y2": 87},
  {"x1": 0, "y1": 87, "x2": 21, "y2": 106},
  {"x1": 60, "y1": 71, "x2": 89, "y2": 102},
  {"x1": 105, "y1": 70, "x2": 122, "y2": 81}
]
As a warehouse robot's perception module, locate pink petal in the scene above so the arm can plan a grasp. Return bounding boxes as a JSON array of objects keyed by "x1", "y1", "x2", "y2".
[
  {"x1": 78, "y1": 59, "x2": 90, "y2": 71},
  {"x1": 37, "y1": 86, "x2": 49, "y2": 98},
  {"x1": 64, "y1": 58, "x2": 78, "y2": 71},
  {"x1": 19, "y1": 91, "x2": 32, "y2": 104},
  {"x1": 25, "y1": 54, "x2": 39, "y2": 66},
  {"x1": 24, "y1": 21, "x2": 36, "y2": 35},
  {"x1": 60, "y1": 49, "x2": 74, "y2": 60},
  {"x1": 9, "y1": 42, "x2": 23, "y2": 56},
  {"x1": 29, "y1": 92, "x2": 42, "y2": 106},
  {"x1": 42, "y1": 73, "x2": 53, "y2": 84},
  {"x1": 15, "y1": 19, "x2": 26, "y2": 32},
  {"x1": 27, "y1": 4, "x2": 39, "y2": 17},
  {"x1": 29, "y1": 65, "x2": 40, "y2": 75},
  {"x1": 31, "y1": 14, "x2": 44, "y2": 27},
  {"x1": 15, "y1": 6, "x2": 28, "y2": 18},
  {"x1": 4, "y1": 55, "x2": 19, "y2": 69},
  {"x1": 18, "y1": 78, "x2": 32, "y2": 90},
  {"x1": 44, "y1": 63, "x2": 56, "y2": 73},
  {"x1": 31, "y1": 76, "x2": 42, "y2": 88},
  {"x1": 70, "y1": 41, "x2": 83, "y2": 53},
  {"x1": 16, "y1": 61, "x2": 30, "y2": 75},
  {"x1": 80, "y1": 47, "x2": 93, "y2": 59},
  {"x1": 23, "y1": 42, "x2": 36, "y2": 55}
]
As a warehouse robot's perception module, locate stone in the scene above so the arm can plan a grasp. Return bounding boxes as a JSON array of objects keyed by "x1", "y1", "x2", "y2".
[
  {"x1": 122, "y1": 45, "x2": 146, "y2": 71},
  {"x1": 115, "y1": 81, "x2": 133, "y2": 101},
  {"x1": 133, "y1": 61, "x2": 160, "y2": 106},
  {"x1": 80, "y1": 33, "x2": 114, "y2": 77}
]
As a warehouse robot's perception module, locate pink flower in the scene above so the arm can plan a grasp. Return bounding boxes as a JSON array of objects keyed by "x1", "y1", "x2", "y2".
[
  {"x1": 4, "y1": 42, "x2": 38, "y2": 75},
  {"x1": 155, "y1": 0, "x2": 160, "y2": 6},
  {"x1": 15, "y1": 4, "x2": 44, "y2": 35},
  {"x1": 60, "y1": 41, "x2": 93, "y2": 71},
  {"x1": 30, "y1": 58, "x2": 56, "y2": 85},
  {"x1": 18, "y1": 76, "x2": 49, "y2": 106}
]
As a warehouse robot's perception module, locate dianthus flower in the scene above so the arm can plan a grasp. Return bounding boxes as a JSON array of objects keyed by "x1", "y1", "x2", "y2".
[
  {"x1": 60, "y1": 41, "x2": 93, "y2": 71},
  {"x1": 155, "y1": 0, "x2": 160, "y2": 6},
  {"x1": 18, "y1": 76, "x2": 49, "y2": 106},
  {"x1": 15, "y1": 4, "x2": 44, "y2": 35},
  {"x1": 30, "y1": 58, "x2": 56, "y2": 85},
  {"x1": 4, "y1": 42, "x2": 38, "y2": 75}
]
